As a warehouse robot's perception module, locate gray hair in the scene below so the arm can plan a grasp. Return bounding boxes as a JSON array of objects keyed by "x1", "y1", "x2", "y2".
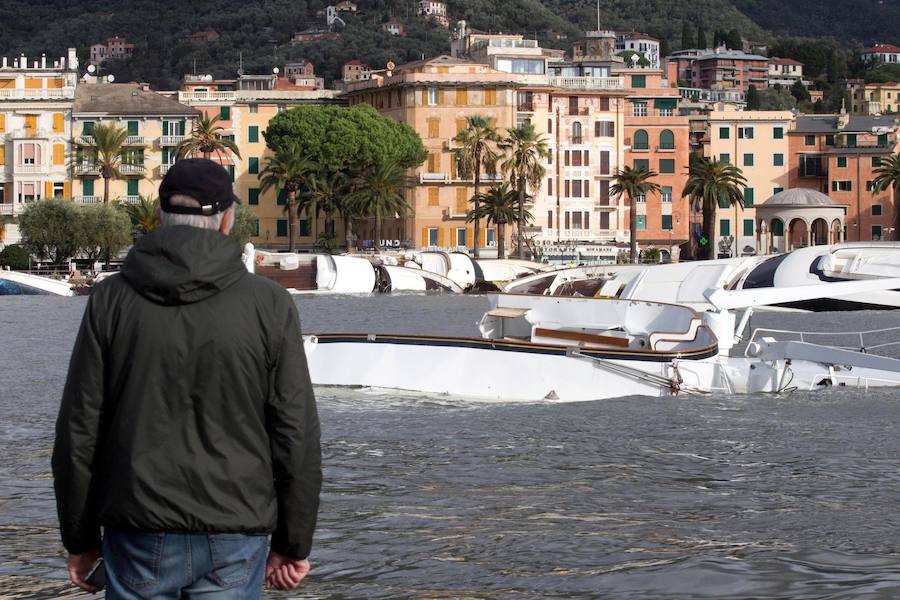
[{"x1": 159, "y1": 194, "x2": 234, "y2": 232}]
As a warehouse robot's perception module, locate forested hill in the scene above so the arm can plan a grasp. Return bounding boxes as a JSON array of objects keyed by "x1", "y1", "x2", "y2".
[{"x1": 0, "y1": 0, "x2": 897, "y2": 89}]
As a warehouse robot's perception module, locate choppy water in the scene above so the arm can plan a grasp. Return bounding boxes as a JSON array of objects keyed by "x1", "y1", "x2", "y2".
[{"x1": 2, "y1": 294, "x2": 900, "y2": 599}]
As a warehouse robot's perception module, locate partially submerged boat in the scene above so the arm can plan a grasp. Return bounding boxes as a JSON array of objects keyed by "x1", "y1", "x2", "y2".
[
  {"x1": 400, "y1": 250, "x2": 550, "y2": 291},
  {"x1": 304, "y1": 278, "x2": 900, "y2": 402},
  {"x1": 0, "y1": 270, "x2": 74, "y2": 296}
]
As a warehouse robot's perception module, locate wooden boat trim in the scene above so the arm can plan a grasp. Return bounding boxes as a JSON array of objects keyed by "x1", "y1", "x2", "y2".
[{"x1": 533, "y1": 327, "x2": 631, "y2": 348}]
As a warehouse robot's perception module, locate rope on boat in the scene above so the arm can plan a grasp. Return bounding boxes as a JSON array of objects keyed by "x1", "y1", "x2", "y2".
[{"x1": 566, "y1": 349, "x2": 710, "y2": 396}]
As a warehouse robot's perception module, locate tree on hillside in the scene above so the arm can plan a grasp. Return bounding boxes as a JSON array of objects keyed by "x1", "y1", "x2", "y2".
[
  {"x1": 747, "y1": 85, "x2": 761, "y2": 110},
  {"x1": 697, "y1": 22, "x2": 707, "y2": 48},
  {"x1": 681, "y1": 21, "x2": 694, "y2": 49},
  {"x1": 682, "y1": 157, "x2": 747, "y2": 260},
  {"x1": 499, "y1": 123, "x2": 548, "y2": 258},
  {"x1": 611, "y1": 166, "x2": 661, "y2": 264},
  {"x1": 454, "y1": 116, "x2": 501, "y2": 259},
  {"x1": 790, "y1": 79, "x2": 811, "y2": 103},
  {"x1": 725, "y1": 28, "x2": 742, "y2": 50},
  {"x1": 175, "y1": 113, "x2": 241, "y2": 161}
]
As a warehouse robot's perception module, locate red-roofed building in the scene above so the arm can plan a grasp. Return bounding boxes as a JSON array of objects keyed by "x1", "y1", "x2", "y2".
[
  {"x1": 767, "y1": 57, "x2": 805, "y2": 86},
  {"x1": 862, "y1": 43, "x2": 900, "y2": 64},
  {"x1": 89, "y1": 36, "x2": 135, "y2": 65}
]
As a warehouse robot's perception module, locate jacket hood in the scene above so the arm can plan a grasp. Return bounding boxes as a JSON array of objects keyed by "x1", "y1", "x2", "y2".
[{"x1": 121, "y1": 225, "x2": 247, "y2": 305}]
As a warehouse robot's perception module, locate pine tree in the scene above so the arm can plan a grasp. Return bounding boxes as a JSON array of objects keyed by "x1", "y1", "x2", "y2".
[
  {"x1": 697, "y1": 23, "x2": 707, "y2": 48},
  {"x1": 747, "y1": 85, "x2": 761, "y2": 110},
  {"x1": 725, "y1": 28, "x2": 743, "y2": 50},
  {"x1": 681, "y1": 21, "x2": 694, "y2": 50}
]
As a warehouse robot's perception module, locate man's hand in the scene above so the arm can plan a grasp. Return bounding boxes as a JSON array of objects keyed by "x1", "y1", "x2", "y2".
[
  {"x1": 265, "y1": 551, "x2": 310, "y2": 591},
  {"x1": 67, "y1": 548, "x2": 102, "y2": 593}
]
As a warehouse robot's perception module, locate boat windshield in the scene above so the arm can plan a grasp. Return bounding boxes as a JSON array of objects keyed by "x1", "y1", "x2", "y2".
[{"x1": 741, "y1": 254, "x2": 789, "y2": 289}]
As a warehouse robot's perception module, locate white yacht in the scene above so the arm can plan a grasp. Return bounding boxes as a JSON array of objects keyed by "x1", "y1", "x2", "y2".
[{"x1": 0, "y1": 270, "x2": 74, "y2": 296}]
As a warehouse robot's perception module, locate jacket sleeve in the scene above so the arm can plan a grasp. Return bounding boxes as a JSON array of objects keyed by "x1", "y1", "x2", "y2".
[
  {"x1": 267, "y1": 296, "x2": 322, "y2": 560},
  {"x1": 52, "y1": 295, "x2": 106, "y2": 554}
]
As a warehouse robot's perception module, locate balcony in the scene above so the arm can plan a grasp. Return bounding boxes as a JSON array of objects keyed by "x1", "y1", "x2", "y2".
[
  {"x1": 549, "y1": 76, "x2": 625, "y2": 91},
  {"x1": 593, "y1": 201, "x2": 617, "y2": 211},
  {"x1": 118, "y1": 164, "x2": 145, "y2": 175},
  {"x1": 0, "y1": 88, "x2": 76, "y2": 100},
  {"x1": 75, "y1": 136, "x2": 94, "y2": 145},
  {"x1": 124, "y1": 136, "x2": 145, "y2": 145},
  {"x1": 540, "y1": 228, "x2": 615, "y2": 242},
  {"x1": 0, "y1": 204, "x2": 14, "y2": 216},
  {"x1": 160, "y1": 135, "x2": 186, "y2": 146},
  {"x1": 630, "y1": 109, "x2": 676, "y2": 118},
  {"x1": 160, "y1": 163, "x2": 174, "y2": 175},
  {"x1": 73, "y1": 196, "x2": 102, "y2": 204},
  {"x1": 420, "y1": 172, "x2": 449, "y2": 183},
  {"x1": 74, "y1": 162, "x2": 100, "y2": 175},
  {"x1": 517, "y1": 103, "x2": 535, "y2": 112},
  {"x1": 178, "y1": 90, "x2": 237, "y2": 102},
  {"x1": 119, "y1": 195, "x2": 142, "y2": 204},
  {"x1": 13, "y1": 164, "x2": 48, "y2": 174}
]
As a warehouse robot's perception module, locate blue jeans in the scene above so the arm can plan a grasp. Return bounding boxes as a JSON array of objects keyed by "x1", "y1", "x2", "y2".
[{"x1": 102, "y1": 529, "x2": 268, "y2": 599}]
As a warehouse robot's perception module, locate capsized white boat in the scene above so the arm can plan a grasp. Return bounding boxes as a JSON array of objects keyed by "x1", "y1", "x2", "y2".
[
  {"x1": 304, "y1": 278, "x2": 900, "y2": 402},
  {"x1": 504, "y1": 243, "x2": 900, "y2": 311},
  {"x1": 0, "y1": 270, "x2": 74, "y2": 296},
  {"x1": 399, "y1": 250, "x2": 551, "y2": 291}
]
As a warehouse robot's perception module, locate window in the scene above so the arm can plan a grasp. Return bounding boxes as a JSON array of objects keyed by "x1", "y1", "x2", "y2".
[
  {"x1": 455, "y1": 188, "x2": 467, "y2": 214},
  {"x1": 83, "y1": 179, "x2": 94, "y2": 196},
  {"x1": 571, "y1": 180, "x2": 582, "y2": 197},
  {"x1": 719, "y1": 126, "x2": 730, "y2": 140},
  {"x1": 873, "y1": 156, "x2": 883, "y2": 167},
  {"x1": 277, "y1": 189, "x2": 287, "y2": 205},
  {"x1": 720, "y1": 153, "x2": 731, "y2": 164},
  {"x1": 631, "y1": 74, "x2": 646, "y2": 88},
  {"x1": 547, "y1": 118, "x2": 553, "y2": 134},
  {"x1": 636, "y1": 192, "x2": 646, "y2": 203},
  {"x1": 568, "y1": 96, "x2": 579, "y2": 115},
  {"x1": 846, "y1": 134, "x2": 857, "y2": 147},
  {"x1": 547, "y1": 178, "x2": 553, "y2": 195},
  {"x1": 53, "y1": 182, "x2": 65, "y2": 197},
  {"x1": 867, "y1": 180, "x2": 875, "y2": 192},
  {"x1": 774, "y1": 187, "x2": 784, "y2": 194},
  {"x1": 83, "y1": 121, "x2": 95, "y2": 135},
  {"x1": 127, "y1": 121, "x2": 139, "y2": 135},
  {"x1": 805, "y1": 135, "x2": 816, "y2": 146},
  {"x1": 485, "y1": 88, "x2": 497, "y2": 105},
  {"x1": 126, "y1": 178, "x2": 139, "y2": 196},
  {"x1": 220, "y1": 106, "x2": 231, "y2": 120},
  {"x1": 276, "y1": 219, "x2": 288, "y2": 237},
  {"x1": 572, "y1": 122, "x2": 582, "y2": 144},
  {"x1": 53, "y1": 113, "x2": 65, "y2": 133},
  {"x1": 774, "y1": 153, "x2": 784, "y2": 167},
  {"x1": 428, "y1": 187, "x2": 439, "y2": 206},
  {"x1": 248, "y1": 188, "x2": 259, "y2": 205},
  {"x1": 837, "y1": 156, "x2": 848, "y2": 168},
  {"x1": 873, "y1": 204, "x2": 883, "y2": 216},
  {"x1": 872, "y1": 225, "x2": 883, "y2": 240},
  {"x1": 632, "y1": 101, "x2": 648, "y2": 117},
  {"x1": 661, "y1": 186, "x2": 672, "y2": 203},
  {"x1": 248, "y1": 157, "x2": 259, "y2": 174},
  {"x1": 743, "y1": 219, "x2": 754, "y2": 237},
  {"x1": 738, "y1": 127, "x2": 754, "y2": 139},
  {"x1": 20, "y1": 143, "x2": 39, "y2": 165},
  {"x1": 633, "y1": 158, "x2": 649, "y2": 171},
  {"x1": 248, "y1": 126, "x2": 259, "y2": 143},
  {"x1": 659, "y1": 159, "x2": 675, "y2": 174},
  {"x1": 662, "y1": 214, "x2": 672, "y2": 230},
  {"x1": 599, "y1": 151, "x2": 610, "y2": 175},
  {"x1": 53, "y1": 144, "x2": 65, "y2": 166},
  {"x1": 774, "y1": 127, "x2": 784, "y2": 139},
  {"x1": 249, "y1": 104, "x2": 258, "y2": 114},
  {"x1": 659, "y1": 129, "x2": 674, "y2": 150},
  {"x1": 427, "y1": 153, "x2": 439, "y2": 173},
  {"x1": 427, "y1": 87, "x2": 439, "y2": 106},
  {"x1": 636, "y1": 215, "x2": 647, "y2": 230},
  {"x1": 227, "y1": 164, "x2": 235, "y2": 181},
  {"x1": 720, "y1": 219, "x2": 731, "y2": 236},
  {"x1": 456, "y1": 227, "x2": 467, "y2": 247},
  {"x1": 595, "y1": 121, "x2": 614, "y2": 137},
  {"x1": 743, "y1": 188, "x2": 755, "y2": 207},
  {"x1": 427, "y1": 118, "x2": 440, "y2": 138},
  {"x1": 832, "y1": 180, "x2": 852, "y2": 192},
  {"x1": 743, "y1": 153, "x2": 754, "y2": 167},
  {"x1": 455, "y1": 88, "x2": 468, "y2": 105},
  {"x1": 633, "y1": 129, "x2": 649, "y2": 150},
  {"x1": 486, "y1": 228, "x2": 496, "y2": 247}
]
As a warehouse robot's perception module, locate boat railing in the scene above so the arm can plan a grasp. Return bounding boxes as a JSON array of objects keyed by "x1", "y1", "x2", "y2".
[
  {"x1": 804, "y1": 371, "x2": 900, "y2": 391},
  {"x1": 744, "y1": 326, "x2": 900, "y2": 357}
]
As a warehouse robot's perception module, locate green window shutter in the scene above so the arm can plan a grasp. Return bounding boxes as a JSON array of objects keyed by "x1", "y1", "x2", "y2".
[
  {"x1": 744, "y1": 188, "x2": 754, "y2": 207},
  {"x1": 162, "y1": 148, "x2": 170, "y2": 163},
  {"x1": 220, "y1": 106, "x2": 231, "y2": 120},
  {"x1": 846, "y1": 134, "x2": 857, "y2": 147},
  {"x1": 774, "y1": 127, "x2": 784, "y2": 139},
  {"x1": 878, "y1": 133, "x2": 888, "y2": 146},
  {"x1": 633, "y1": 129, "x2": 649, "y2": 150},
  {"x1": 277, "y1": 189, "x2": 287, "y2": 205},
  {"x1": 299, "y1": 219, "x2": 311, "y2": 237},
  {"x1": 248, "y1": 188, "x2": 260, "y2": 205},
  {"x1": 127, "y1": 179, "x2": 139, "y2": 196},
  {"x1": 774, "y1": 153, "x2": 784, "y2": 167},
  {"x1": 634, "y1": 158, "x2": 649, "y2": 171},
  {"x1": 659, "y1": 129, "x2": 674, "y2": 150},
  {"x1": 746, "y1": 127, "x2": 754, "y2": 139},
  {"x1": 720, "y1": 153, "x2": 730, "y2": 164},
  {"x1": 248, "y1": 126, "x2": 259, "y2": 143},
  {"x1": 83, "y1": 178, "x2": 94, "y2": 196},
  {"x1": 718, "y1": 196, "x2": 730, "y2": 209},
  {"x1": 837, "y1": 156, "x2": 847, "y2": 168},
  {"x1": 719, "y1": 127, "x2": 730, "y2": 140},
  {"x1": 805, "y1": 135, "x2": 815, "y2": 146},
  {"x1": 662, "y1": 215, "x2": 672, "y2": 230},
  {"x1": 276, "y1": 219, "x2": 288, "y2": 237},
  {"x1": 738, "y1": 128, "x2": 744, "y2": 139},
  {"x1": 162, "y1": 121, "x2": 169, "y2": 136},
  {"x1": 873, "y1": 156, "x2": 882, "y2": 167},
  {"x1": 872, "y1": 225, "x2": 883, "y2": 240},
  {"x1": 720, "y1": 219, "x2": 731, "y2": 236},
  {"x1": 631, "y1": 75, "x2": 646, "y2": 88},
  {"x1": 659, "y1": 159, "x2": 675, "y2": 174},
  {"x1": 743, "y1": 219, "x2": 754, "y2": 237},
  {"x1": 772, "y1": 219, "x2": 784, "y2": 236},
  {"x1": 83, "y1": 121, "x2": 94, "y2": 135},
  {"x1": 831, "y1": 180, "x2": 838, "y2": 192},
  {"x1": 249, "y1": 157, "x2": 259, "y2": 174},
  {"x1": 636, "y1": 215, "x2": 647, "y2": 230},
  {"x1": 653, "y1": 98, "x2": 677, "y2": 109},
  {"x1": 180, "y1": 120, "x2": 186, "y2": 135},
  {"x1": 227, "y1": 164, "x2": 235, "y2": 181},
  {"x1": 873, "y1": 204, "x2": 883, "y2": 215},
  {"x1": 743, "y1": 153, "x2": 754, "y2": 167},
  {"x1": 127, "y1": 121, "x2": 139, "y2": 135}
]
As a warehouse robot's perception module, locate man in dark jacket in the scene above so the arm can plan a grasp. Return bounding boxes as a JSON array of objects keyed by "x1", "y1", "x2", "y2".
[{"x1": 52, "y1": 159, "x2": 322, "y2": 598}]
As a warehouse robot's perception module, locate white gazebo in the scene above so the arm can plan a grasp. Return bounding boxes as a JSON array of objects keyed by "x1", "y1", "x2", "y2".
[{"x1": 756, "y1": 188, "x2": 847, "y2": 254}]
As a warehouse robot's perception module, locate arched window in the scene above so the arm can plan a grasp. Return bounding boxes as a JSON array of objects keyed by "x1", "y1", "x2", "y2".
[
  {"x1": 572, "y1": 122, "x2": 582, "y2": 144},
  {"x1": 771, "y1": 219, "x2": 785, "y2": 236},
  {"x1": 659, "y1": 129, "x2": 675, "y2": 150},
  {"x1": 633, "y1": 129, "x2": 649, "y2": 150}
]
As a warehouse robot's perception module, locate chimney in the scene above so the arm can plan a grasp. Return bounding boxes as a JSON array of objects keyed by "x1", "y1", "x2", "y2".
[{"x1": 41, "y1": 54, "x2": 47, "y2": 69}]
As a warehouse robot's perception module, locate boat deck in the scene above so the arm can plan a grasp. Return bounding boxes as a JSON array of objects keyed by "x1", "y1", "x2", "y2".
[{"x1": 255, "y1": 264, "x2": 318, "y2": 290}]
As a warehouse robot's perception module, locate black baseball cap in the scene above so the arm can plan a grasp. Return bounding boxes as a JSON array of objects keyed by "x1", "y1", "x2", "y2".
[{"x1": 159, "y1": 158, "x2": 240, "y2": 215}]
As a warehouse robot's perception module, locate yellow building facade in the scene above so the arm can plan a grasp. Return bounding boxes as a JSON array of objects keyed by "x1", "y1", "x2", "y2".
[{"x1": 851, "y1": 82, "x2": 900, "y2": 115}]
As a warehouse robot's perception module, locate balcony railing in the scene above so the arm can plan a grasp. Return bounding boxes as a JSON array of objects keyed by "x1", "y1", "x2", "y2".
[
  {"x1": 73, "y1": 196, "x2": 102, "y2": 204},
  {"x1": 178, "y1": 90, "x2": 237, "y2": 102},
  {"x1": 517, "y1": 103, "x2": 535, "y2": 112},
  {"x1": 75, "y1": 162, "x2": 100, "y2": 175},
  {"x1": 594, "y1": 201, "x2": 616, "y2": 210},
  {"x1": 13, "y1": 164, "x2": 47, "y2": 174},
  {"x1": 0, "y1": 88, "x2": 76, "y2": 100},
  {"x1": 549, "y1": 76, "x2": 625, "y2": 91},
  {"x1": 124, "y1": 136, "x2": 145, "y2": 145},
  {"x1": 160, "y1": 135, "x2": 186, "y2": 146},
  {"x1": 540, "y1": 228, "x2": 615, "y2": 242},
  {"x1": 0, "y1": 204, "x2": 15, "y2": 216},
  {"x1": 420, "y1": 172, "x2": 449, "y2": 183},
  {"x1": 119, "y1": 164, "x2": 145, "y2": 175},
  {"x1": 160, "y1": 163, "x2": 174, "y2": 175},
  {"x1": 75, "y1": 136, "x2": 95, "y2": 145},
  {"x1": 119, "y1": 195, "x2": 142, "y2": 204}
]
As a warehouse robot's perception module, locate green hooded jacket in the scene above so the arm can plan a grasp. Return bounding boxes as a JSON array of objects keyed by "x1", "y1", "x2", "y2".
[{"x1": 52, "y1": 225, "x2": 321, "y2": 559}]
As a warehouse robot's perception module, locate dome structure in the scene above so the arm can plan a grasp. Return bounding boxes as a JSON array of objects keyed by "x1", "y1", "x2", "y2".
[{"x1": 760, "y1": 188, "x2": 836, "y2": 207}]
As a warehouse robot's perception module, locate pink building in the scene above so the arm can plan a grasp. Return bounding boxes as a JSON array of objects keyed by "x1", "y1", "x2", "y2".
[{"x1": 89, "y1": 36, "x2": 135, "y2": 65}]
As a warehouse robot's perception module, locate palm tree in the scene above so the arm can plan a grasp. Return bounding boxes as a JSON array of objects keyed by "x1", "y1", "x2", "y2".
[
  {"x1": 304, "y1": 167, "x2": 350, "y2": 244},
  {"x1": 348, "y1": 160, "x2": 410, "y2": 253},
  {"x1": 467, "y1": 184, "x2": 528, "y2": 260},
  {"x1": 611, "y1": 166, "x2": 662, "y2": 264},
  {"x1": 174, "y1": 113, "x2": 241, "y2": 161},
  {"x1": 124, "y1": 195, "x2": 160, "y2": 236},
  {"x1": 872, "y1": 153, "x2": 900, "y2": 240},
  {"x1": 453, "y1": 116, "x2": 500, "y2": 259},
  {"x1": 76, "y1": 123, "x2": 133, "y2": 205},
  {"x1": 500, "y1": 123, "x2": 549, "y2": 258},
  {"x1": 258, "y1": 142, "x2": 317, "y2": 252},
  {"x1": 682, "y1": 157, "x2": 747, "y2": 260}
]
